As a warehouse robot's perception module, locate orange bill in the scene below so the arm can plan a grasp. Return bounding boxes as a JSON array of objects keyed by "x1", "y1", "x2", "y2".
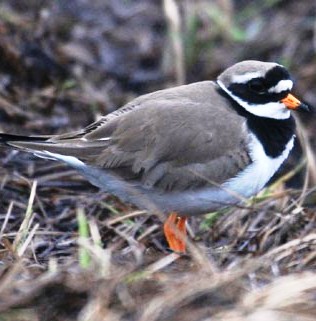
[
  {"x1": 281, "y1": 93, "x2": 309, "y2": 111},
  {"x1": 163, "y1": 213, "x2": 187, "y2": 253}
]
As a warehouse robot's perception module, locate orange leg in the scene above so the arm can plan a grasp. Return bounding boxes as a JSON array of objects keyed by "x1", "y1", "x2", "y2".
[{"x1": 163, "y1": 212, "x2": 187, "y2": 253}]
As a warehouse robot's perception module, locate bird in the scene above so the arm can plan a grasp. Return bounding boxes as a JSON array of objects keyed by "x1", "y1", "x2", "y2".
[{"x1": 0, "y1": 60, "x2": 309, "y2": 253}]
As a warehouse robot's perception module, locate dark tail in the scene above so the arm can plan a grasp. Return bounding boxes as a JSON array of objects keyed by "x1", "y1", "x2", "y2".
[
  {"x1": 0, "y1": 133, "x2": 104, "y2": 158},
  {"x1": 0, "y1": 133, "x2": 49, "y2": 144}
]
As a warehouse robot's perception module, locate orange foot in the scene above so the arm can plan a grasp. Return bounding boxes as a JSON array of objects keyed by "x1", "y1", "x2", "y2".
[{"x1": 163, "y1": 212, "x2": 187, "y2": 253}]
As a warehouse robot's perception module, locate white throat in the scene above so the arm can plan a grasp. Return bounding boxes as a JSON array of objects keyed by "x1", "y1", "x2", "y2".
[{"x1": 217, "y1": 80, "x2": 291, "y2": 120}]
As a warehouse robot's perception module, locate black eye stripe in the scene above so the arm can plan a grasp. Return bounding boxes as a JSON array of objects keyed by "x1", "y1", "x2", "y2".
[
  {"x1": 247, "y1": 77, "x2": 265, "y2": 83},
  {"x1": 227, "y1": 65, "x2": 292, "y2": 104},
  {"x1": 248, "y1": 78, "x2": 267, "y2": 93},
  {"x1": 228, "y1": 83, "x2": 289, "y2": 104}
]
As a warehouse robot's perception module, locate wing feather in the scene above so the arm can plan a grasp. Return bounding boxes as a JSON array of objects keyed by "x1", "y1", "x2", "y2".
[{"x1": 1, "y1": 81, "x2": 251, "y2": 191}]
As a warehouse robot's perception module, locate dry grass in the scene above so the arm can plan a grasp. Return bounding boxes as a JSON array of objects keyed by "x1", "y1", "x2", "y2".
[
  {"x1": 0, "y1": 0, "x2": 316, "y2": 320},
  {"x1": 0, "y1": 166, "x2": 315, "y2": 320}
]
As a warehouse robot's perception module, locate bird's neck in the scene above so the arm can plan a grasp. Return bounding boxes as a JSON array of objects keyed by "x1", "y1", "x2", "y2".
[{"x1": 216, "y1": 83, "x2": 296, "y2": 158}]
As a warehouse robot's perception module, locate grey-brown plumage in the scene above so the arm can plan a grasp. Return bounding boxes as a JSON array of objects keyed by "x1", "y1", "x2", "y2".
[
  {"x1": 0, "y1": 61, "x2": 307, "y2": 215},
  {"x1": 5, "y1": 82, "x2": 250, "y2": 190}
]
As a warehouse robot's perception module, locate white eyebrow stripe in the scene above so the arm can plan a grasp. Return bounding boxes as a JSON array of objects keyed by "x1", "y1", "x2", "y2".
[
  {"x1": 268, "y1": 79, "x2": 293, "y2": 93},
  {"x1": 231, "y1": 72, "x2": 264, "y2": 84}
]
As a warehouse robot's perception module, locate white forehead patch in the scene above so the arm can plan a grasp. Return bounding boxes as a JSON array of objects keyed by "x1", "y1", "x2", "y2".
[
  {"x1": 232, "y1": 72, "x2": 264, "y2": 84},
  {"x1": 268, "y1": 79, "x2": 293, "y2": 93}
]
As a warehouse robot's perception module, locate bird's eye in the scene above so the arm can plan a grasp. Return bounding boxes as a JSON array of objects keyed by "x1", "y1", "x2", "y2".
[{"x1": 248, "y1": 79, "x2": 267, "y2": 94}]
